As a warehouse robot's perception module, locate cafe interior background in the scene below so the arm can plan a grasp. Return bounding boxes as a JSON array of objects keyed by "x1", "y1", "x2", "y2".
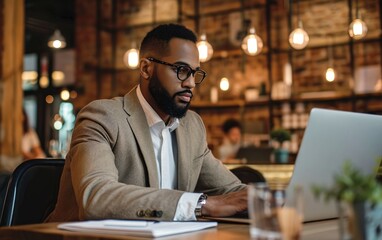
[{"x1": 0, "y1": 0, "x2": 381, "y2": 165}]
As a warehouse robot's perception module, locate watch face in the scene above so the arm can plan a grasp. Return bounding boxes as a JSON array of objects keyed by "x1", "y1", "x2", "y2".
[{"x1": 200, "y1": 194, "x2": 207, "y2": 202}]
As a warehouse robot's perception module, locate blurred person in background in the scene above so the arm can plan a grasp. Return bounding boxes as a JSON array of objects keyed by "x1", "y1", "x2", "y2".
[
  {"x1": 22, "y1": 108, "x2": 46, "y2": 160},
  {"x1": 218, "y1": 118, "x2": 242, "y2": 163}
]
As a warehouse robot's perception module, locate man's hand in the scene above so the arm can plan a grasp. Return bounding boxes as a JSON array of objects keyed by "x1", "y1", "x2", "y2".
[{"x1": 201, "y1": 188, "x2": 247, "y2": 217}]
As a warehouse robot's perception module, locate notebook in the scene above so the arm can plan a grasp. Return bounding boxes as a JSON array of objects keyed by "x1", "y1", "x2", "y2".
[
  {"x1": 58, "y1": 220, "x2": 217, "y2": 238},
  {"x1": 235, "y1": 146, "x2": 273, "y2": 163},
  {"x1": 285, "y1": 108, "x2": 382, "y2": 222}
]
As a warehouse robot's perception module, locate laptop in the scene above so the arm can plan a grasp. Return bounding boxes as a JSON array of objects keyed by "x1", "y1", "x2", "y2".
[
  {"x1": 235, "y1": 146, "x2": 273, "y2": 163},
  {"x1": 285, "y1": 108, "x2": 382, "y2": 222}
]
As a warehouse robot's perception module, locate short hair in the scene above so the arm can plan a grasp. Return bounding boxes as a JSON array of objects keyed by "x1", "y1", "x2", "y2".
[
  {"x1": 222, "y1": 118, "x2": 242, "y2": 134},
  {"x1": 139, "y1": 24, "x2": 197, "y2": 58}
]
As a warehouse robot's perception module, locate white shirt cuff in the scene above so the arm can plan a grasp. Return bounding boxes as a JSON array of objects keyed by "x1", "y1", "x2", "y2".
[{"x1": 173, "y1": 193, "x2": 203, "y2": 221}]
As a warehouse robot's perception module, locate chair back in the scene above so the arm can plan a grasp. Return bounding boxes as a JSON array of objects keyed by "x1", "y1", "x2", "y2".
[
  {"x1": 0, "y1": 158, "x2": 64, "y2": 226},
  {"x1": 230, "y1": 166, "x2": 266, "y2": 184}
]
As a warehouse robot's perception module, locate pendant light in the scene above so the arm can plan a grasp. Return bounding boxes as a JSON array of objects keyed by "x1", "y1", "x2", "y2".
[
  {"x1": 48, "y1": 29, "x2": 67, "y2": 49},
  {"x1": 195, "y1": 3, "x2": 213, "y2": 63},
  {"x1": 289, "y1": 0, "x2": 309, "y2": 50},
  {"x1": 197, "y1": 34, "x2": 214, "y2": 62},
  {"x1": 53, "y1": 114, "x2": 64, "y2": 131},
  {"x1": 60, "y1": 89, "x2": 70, "y2": 101},
  {"x1": 325, "y1": 43, "x2": 335, "y2": 82},
  {"x1": 325, "y1": 67, "x2": 335, "y2": 82},
  {"x1": 219, "y1": 77, "x2": 229, "y2": 91},
  {"x1": 241, "y1": 27, "x2": 263, "y2": 56},
  {"x1": 123, "y1": 42, "x2": 139, "y2": 69},
  {"x1": 348, "y1": 0, "x2": 368, "y2": 40}
]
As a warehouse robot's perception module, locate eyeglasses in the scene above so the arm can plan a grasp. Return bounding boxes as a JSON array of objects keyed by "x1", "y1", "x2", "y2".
[{"x1": 147, "y1": 57, "x2": 207, "y2": 84}]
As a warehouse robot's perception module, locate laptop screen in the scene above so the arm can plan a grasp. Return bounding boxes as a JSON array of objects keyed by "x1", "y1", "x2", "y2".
[
  {"x1": 285, "y1": 108, "x2": 382, "y2": 222},
  {"x1": 235, "y1": 146, "x2": 273, "y2": 163}
]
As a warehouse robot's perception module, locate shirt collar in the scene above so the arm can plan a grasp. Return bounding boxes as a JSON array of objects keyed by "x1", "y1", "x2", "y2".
[{"x1": 136, "y1": 85, "x2": 179, "y2": 132}]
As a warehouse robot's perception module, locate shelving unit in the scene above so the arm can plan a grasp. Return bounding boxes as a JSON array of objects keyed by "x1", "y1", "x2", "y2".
[{"x1": 190, "y1": 0, "x2": 381, "y2": 155}]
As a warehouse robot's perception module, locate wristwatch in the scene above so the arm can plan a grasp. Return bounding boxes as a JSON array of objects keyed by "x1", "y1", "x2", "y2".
[{"x1": 195, "y1": 194, "x2": 208, "y2": 217}]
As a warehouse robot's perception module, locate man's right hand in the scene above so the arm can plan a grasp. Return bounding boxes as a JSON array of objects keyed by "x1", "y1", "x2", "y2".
[{"x1": 201, "y1": 188, "x2": 247, "y2": 217}]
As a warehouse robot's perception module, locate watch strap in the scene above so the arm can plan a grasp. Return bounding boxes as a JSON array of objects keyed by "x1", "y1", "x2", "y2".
[{"x1": 195, "y1": 194, "x2": 208, "y2": 217}]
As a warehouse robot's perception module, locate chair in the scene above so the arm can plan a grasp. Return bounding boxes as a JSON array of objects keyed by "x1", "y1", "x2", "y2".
[
  {"x1": 0, "y1": 173, "x2": 10, "y2": 211},
  {"x1": 0, "y1": 158, "x2": 64, "y2": 226},
  {"x1": 230, "y1": 166, "x2": 266, "y2": 184}
]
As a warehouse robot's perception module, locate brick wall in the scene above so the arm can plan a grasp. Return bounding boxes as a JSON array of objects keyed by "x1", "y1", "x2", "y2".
[
  {"x1": 74, "y1": 0, "x2": 381, "y2": 150},
  {"x1": 75, "y1": 0, "x2": 380, "y2": 103}
]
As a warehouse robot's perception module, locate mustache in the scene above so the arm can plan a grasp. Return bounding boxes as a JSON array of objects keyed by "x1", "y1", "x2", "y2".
[{"x1": 175, "y1": 90, "x2": 193, "y2": 98}]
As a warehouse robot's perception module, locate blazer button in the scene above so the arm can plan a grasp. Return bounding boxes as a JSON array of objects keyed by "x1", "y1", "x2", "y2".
[
  {"x1": 145, "y1": 209, "x2": 152, "y2": 217},
  {"x1": 151, "y1": 210, "x2": 157, "y2": 217},
  {"x1": 136, "y1": 210, "x2": 145, "y2": 217},
  {"x1": 154, "y1": 210, "x2": 163, "y2": 217}
]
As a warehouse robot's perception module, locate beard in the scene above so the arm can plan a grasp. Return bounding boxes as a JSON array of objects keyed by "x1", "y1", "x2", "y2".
[{"x1": 148, "y1": 73, "x2": 192, "y2": 119}]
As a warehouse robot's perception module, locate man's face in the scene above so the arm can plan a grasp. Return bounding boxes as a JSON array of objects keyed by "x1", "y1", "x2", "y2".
[
  {"x1": 146, "y1": 38, "x2": 200, "y2": 119},
  {"x1": 227, "y1": 127, "x2": 241, "y2": 145},
  {"x1": 148, "y1": 68, "x2": 191, "y2": 118}
]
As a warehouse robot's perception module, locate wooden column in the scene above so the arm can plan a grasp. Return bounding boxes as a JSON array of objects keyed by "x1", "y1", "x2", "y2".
[{"x1": 0, "y1": 0, "x2": 24, "y2": 172}]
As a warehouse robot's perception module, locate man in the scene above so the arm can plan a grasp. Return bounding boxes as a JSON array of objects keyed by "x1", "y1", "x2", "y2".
[
  {"x1": 47, "y1": 24, "x2": 247, "y2": 222},
  {"x1": 218, "y1": 118, "x2": 242, "y2": 162}
]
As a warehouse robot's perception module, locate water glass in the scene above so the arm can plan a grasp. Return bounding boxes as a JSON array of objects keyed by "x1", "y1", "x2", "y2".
[{"x1": 248, "y1": 183, "x2": 303, "y2": 240}]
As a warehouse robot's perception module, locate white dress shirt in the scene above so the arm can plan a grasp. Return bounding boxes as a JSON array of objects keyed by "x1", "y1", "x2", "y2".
[{"x1": 136, "y1": 86, "x2": 202, "y2": 220}]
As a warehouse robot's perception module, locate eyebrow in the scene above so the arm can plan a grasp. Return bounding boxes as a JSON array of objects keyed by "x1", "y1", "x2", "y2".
[{"x1": 174, "y1": 61, "x2": 201, "y2": 70}]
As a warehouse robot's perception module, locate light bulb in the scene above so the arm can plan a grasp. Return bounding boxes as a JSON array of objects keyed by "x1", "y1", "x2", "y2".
[
  {"x1": 22, "y1": 71, "x2": 38, "y2": 81},
  {"x1": 349, "y1": 18, "x2": 368, "y2": 40},
  {"x1": 53, "y1": 40, "x2": 62, "y2": 48},
  {"x1": 52, "y1": 71, "x2": 65, "y2": 85},
  {"x1": 289, "y1": 21, "x2": 309, "y2": 50},
  {"x1": 70, "y1": 90, "x2": 78, "y2": 99},
  {"x1": 48, "y1": 30, "x2": 67, "y2": 49},
  {"x1": 241, "y1": 28, "x2": 263, "y2": 56},
  {"x1": 39, "y1": 75, "x2": 49, "y2": 88},
  {"x1": 197, "y1": 34, "x2": 213, "y2": 62},
  {"x1": 123, "y1": 48, "x2": 139, "y2": 69},
  {"x1": 53, "y1": 114, "x2": 64, "y2": 130},
  {"x1": 60, "y1": 89, "x2": 70, "y2": 101},
  {"x1": 46, "y1": 95, "x2": 54, "y2": 104},
  {"x1": 325, "y1": 67, "x2": 335, "y2": 82},
  {"x1": 54, "y1": 120, "x2": 63, "y2": 130},
  {"x1": 220, "y1": 77, "x2": 229, "y2": 91}
]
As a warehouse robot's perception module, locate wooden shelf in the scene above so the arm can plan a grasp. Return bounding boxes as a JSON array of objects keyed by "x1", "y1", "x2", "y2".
[
  {"x1": 191, "y1": 97, "x2": 274, "y2": 110},
  {"x1": 191, "y1": 99, "x2": 245, "y2": 109},
  {"x1": 192, "y1": 91, "x2": 382, "y2": 108}
]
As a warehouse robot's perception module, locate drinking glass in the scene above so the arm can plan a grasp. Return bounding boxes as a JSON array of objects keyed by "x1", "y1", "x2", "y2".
[{"x1": 248, "y1": 183, "x2": 303, "y2": 240}]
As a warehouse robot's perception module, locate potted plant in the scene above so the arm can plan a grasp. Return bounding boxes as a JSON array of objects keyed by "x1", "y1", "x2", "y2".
[
  {"x1": 270, "y1": 128, "x2": 291, "y2": 163},
  {"x1": 312, "y1": 161, "x2": 382, "y2": 240}
]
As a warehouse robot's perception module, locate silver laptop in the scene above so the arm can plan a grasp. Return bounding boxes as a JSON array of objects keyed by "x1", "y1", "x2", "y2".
[{"x1": 285, "y1": 108, "x2": 382, "y2": 222}]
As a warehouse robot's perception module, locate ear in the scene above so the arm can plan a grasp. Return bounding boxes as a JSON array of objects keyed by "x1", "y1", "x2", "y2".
[{"x1": 140, "y1": 58, "x2": 152, "y2": 80}]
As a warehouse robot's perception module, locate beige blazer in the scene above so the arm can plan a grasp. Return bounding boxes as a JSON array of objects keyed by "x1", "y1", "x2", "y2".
[{"x1": 47, "y1": 88, "x2": 245, "y2": 222}]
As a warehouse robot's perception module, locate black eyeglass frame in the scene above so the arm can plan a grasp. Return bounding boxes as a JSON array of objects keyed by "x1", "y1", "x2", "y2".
[{"x1": 147, "y1": 57, "x2": 207, "y2": 84}]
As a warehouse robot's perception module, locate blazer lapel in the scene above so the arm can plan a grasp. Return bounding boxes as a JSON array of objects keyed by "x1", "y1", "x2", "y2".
[
  {"x1": 176, "y1": 121, "x2": 191, "y2": 191},
  {"x1": 123, "y1": 89, "x2": 159, "y2": 188}
]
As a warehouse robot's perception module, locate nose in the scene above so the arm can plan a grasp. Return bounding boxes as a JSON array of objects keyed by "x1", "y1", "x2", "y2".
[{"x1": 181, "y1": 74, "x2": 196, "y2": 89}]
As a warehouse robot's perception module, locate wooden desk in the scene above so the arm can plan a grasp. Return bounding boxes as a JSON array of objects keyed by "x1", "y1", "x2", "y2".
[{"x1": 0, "y1": 220, "x2": 339, "y2": 240}]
